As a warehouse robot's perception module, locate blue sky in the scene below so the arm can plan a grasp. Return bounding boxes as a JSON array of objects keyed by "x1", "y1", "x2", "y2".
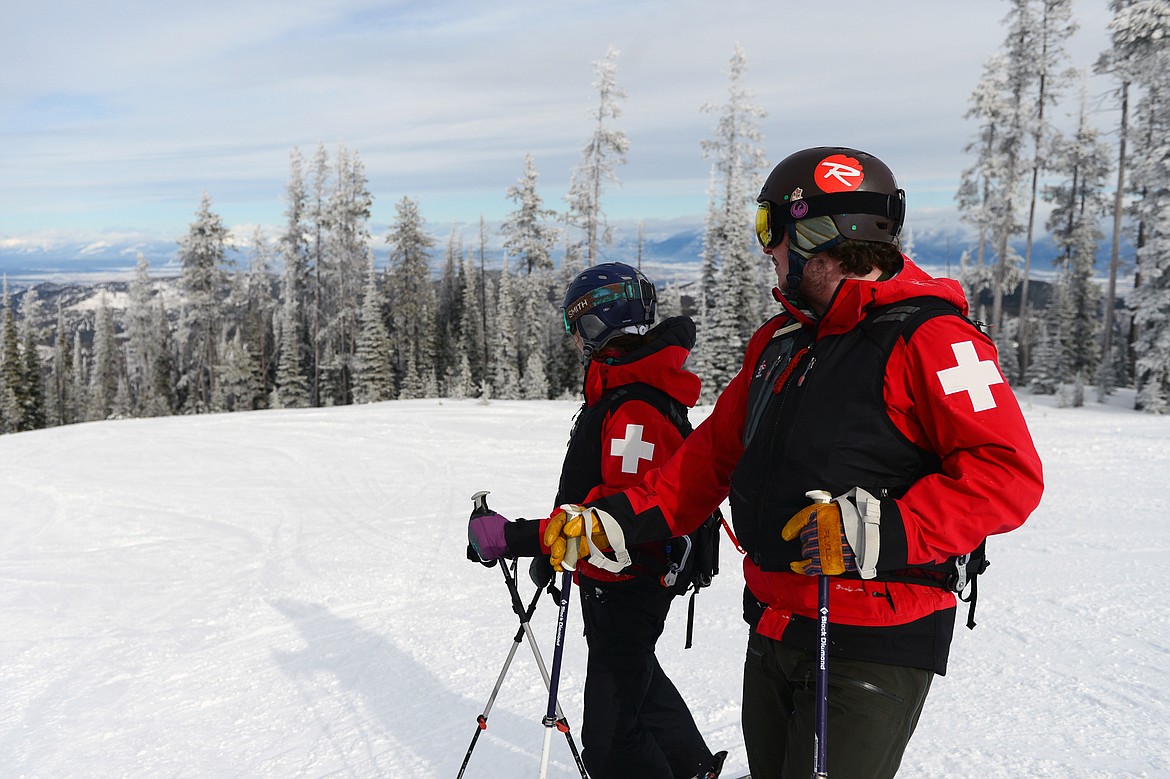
[{"x1": 0, "y1": 0, "x2": 1115, "y2": 255}]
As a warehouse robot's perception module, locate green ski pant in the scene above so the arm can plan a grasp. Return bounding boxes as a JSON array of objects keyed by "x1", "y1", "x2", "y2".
[{"x1": 741, "y1": 630, "x2": 933, "y2": 779}]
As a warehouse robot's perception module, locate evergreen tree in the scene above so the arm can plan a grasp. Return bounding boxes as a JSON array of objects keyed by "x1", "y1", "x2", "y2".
[
  {"x1": 307, "y1": 142, "x2": 332, "y2": 406},
  {"x1": 502, "y1": 153, "x2": 558, "y2": 274},
  {"x1": 18, "y1": 286, "x2": 47, "y2": 430},
  {"x1": 278, "y1": 148, "x2": 312, "y2": 403},
  {"x1": 988, "y1": 0, "x2": 1038, "y2": 341},
  {"x1": 176, "y1": 192, "x2": 229, "y2": 412},
  {"x1": 695, "y1": 45, "x2": 768, "y2": 397},
  {"x1": 458, "y1": 249, "x2": 487, "y2": 396},
  {"x1": 0, "y1": 280, "x2": 24, "y2": 431},
  {"x1": 386, "y1": 196, "x2": 437, "y2": 399},
  {"x1": 125, "y1": 253, "x2": 156, "y2": 414},
  {"x1": 353, "y1": 253, "x2": 396, "y2": 403},
  {"x1": 548, "y1": 242, "x2": 586, "y2": 398},
  {"x1": 1044, "y1": 82, "x2": 1109, "y2": 382},
  {"x1": 71, "y1": 328, "x2": 89, "y2": 422},
  {"x1": 325, "y1": 145, "x2": 373, "y2": 406},
  {"x1": 518, "y1": 271, "x2": 551, "y2": 400},
  {"x1": 957, "y1": 50, "x2": 1012, "y2": 282},
  {"x1": 435, "y1": 226, "x2": 465, "y2": 395},
  {"x1": 145, "y1": 299, "x2": 176, "y2": 417},
  {"x1": 272, "y1": 290, "x2": 310, "y2": 409},
  {"x1": 1016, "y1": 0, "x2": 1078, "y2": 375},
  {"x1": 50, "y1": 301, "x2": 74, "y2": 426},
  {"x1": 493, "y1": 257, "x2": 521, "y2": 399},
  {"x1": 243, "y1": 228, "x2": 276, "y2": 407},
  {"x1": 565, "y1": 45, "x2": 629, "y2": 266},
  {"x1": 1103, "y1": 0, "x2": 1170, "y2": 411},
  {"x1": 88, "y1": 295, "x2": 120, "y2": 421}
]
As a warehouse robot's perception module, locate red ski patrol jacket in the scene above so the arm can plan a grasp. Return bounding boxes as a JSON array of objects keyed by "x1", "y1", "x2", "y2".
[
  {"x1": 552, "y1": 316, "x2": 703, "y2": 584},
  {"x1": 588, "y1": 259, "x2": 1044, "y2": 673}
]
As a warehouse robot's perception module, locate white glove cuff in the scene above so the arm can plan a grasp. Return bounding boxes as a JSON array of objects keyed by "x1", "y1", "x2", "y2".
[
  {"x1": 558, "y1": 504, "x2": 631, "y2": 573},
  {"x1": 835, "y1": 487, "x2": 881, "y2": 580}
]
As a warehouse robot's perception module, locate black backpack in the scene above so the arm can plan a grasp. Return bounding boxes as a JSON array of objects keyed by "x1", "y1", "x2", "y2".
[
  {"x1": 857, "y1": 297, "x2": 994, "y2": 629},
  {"x1": 563, "y1": 382, "x2": 723, "y2": 648}
]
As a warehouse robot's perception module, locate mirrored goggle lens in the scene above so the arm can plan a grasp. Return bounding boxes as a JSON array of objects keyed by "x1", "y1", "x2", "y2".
[{"x1": 755, "y1": 203, "x2": 774, "y2": 248}]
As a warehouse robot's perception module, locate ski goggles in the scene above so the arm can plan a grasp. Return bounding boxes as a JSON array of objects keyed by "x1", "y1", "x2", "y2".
[
  {"x1": 756, "y1": 191, "x2": 907, "y2": 249},
  {"x1": 562, "y1": 278, "x2": 655, "y2": 335}
]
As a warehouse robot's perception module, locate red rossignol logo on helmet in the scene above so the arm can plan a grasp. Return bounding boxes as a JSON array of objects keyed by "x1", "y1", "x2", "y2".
[{"x1": 815, "y1": 154, "x2": 864, "y2": 193}]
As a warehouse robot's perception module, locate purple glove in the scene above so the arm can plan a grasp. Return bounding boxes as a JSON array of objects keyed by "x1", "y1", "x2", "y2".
[{"x1": 468, "y1": 513, "x2": 510, "y2": 561}]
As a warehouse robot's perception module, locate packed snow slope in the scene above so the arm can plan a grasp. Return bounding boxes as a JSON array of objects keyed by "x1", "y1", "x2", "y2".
[{"x1": 1, "y1": 390, "x2": 1167, "y2": 778}]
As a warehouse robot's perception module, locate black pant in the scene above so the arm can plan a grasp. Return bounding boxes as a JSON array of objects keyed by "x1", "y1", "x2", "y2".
[
  {"x1": 578, "y1": 575, "x2": 712, "y2": 779},
  {"x1": 742, "y1": 630, "x2": 933, "y2": 779}
]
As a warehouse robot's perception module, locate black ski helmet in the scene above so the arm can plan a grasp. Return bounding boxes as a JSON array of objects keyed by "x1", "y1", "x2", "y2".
[
  {"x1": 756, "y1": 147, "x2": 905, "y2": 290},
  {"x1": 562, "y1": 262, "x2": 656, "y2": 358}
]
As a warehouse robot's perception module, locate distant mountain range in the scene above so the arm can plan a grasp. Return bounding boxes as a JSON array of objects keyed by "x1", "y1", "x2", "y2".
[{"x1": 0, "y1": 217, "x2": 1134, "y2": 289}]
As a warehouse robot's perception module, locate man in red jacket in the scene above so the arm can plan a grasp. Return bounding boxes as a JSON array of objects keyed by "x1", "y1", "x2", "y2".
[{"x1": 525, "y1": 147, "x2": 1044, "y2": 778}]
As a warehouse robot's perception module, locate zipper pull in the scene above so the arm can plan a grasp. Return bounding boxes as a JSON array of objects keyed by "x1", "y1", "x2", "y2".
[{"x1": 796, "y1": 356, "x2": 817, "y2": 386}]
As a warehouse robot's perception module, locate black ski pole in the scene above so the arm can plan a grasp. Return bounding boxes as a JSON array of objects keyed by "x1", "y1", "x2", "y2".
[
  {"x1": 807, "y1": 489, "x2": 833, "y2": 779},
  {"x1": 540, "y1": 568, "x2": 574, "y2": 779}
]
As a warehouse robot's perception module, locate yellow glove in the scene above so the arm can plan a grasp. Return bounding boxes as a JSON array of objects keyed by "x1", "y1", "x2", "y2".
[
  {"x1": 544, "y1": 506, "x2": 610, "y2": 572},
  {"x1": 781, "y1": 501, "x2": 854, "y2": 576}
]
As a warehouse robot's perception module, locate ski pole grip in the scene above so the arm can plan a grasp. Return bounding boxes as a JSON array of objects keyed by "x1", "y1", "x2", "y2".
[
  {"x1": 806, "y1": 489, "x2": 832, "y2": 504},
  {"x1": 471, "y1": 490, "x2": 492, "y2": 518},
  {"x1": 468, "y1": 490, "x2": 498, "y2": 568}
]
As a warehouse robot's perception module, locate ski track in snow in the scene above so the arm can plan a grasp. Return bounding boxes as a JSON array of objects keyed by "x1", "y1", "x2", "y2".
[{"x1": 1, "y1": 391, "x2": 1168, "y2": 777}]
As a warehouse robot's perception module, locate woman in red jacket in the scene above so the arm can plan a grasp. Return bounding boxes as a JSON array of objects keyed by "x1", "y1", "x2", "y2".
[{"x1": 470, "y1": 262, "x2": 726, "y2": 779}]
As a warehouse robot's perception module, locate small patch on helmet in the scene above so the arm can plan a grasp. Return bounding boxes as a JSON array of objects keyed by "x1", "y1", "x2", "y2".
[
  {"x1": 816, "y1": 154, "x2": 864, "y2": 193},
  {"x1": 790, "y1": 187, "x2": 804, "y2": 201},
  {"x1": 790, "y1": 200, "x2": 809, "y2": 219}
]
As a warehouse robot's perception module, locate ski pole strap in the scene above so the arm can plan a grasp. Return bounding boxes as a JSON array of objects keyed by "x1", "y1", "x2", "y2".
[{"x1": 685, "y1": 589, "x2": 698, "y2": 650}]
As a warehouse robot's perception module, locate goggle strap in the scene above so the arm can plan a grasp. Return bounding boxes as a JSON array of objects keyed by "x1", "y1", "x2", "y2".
[
  {"x1": 563, "y1": 279, "x2": 653, "y2": 326},
  {"x1": 759, "y1": 190, "x2": 906, "y2": 244}
]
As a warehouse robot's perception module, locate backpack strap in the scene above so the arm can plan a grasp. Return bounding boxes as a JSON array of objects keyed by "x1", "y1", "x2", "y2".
[{"x1": 859, "y1": 297, "x2": 990, "y2": 629}]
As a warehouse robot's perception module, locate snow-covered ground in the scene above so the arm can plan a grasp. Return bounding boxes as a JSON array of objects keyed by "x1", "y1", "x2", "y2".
[{"x1": 2, "y1": 389, "x2": 1167, "y2": 778}]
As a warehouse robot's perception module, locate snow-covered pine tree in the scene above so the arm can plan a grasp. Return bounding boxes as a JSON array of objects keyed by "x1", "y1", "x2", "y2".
[
  {"x1": 957, "y1": 50, "x2": 1012, "y2": 276},
  {"x1": 548, "y1": 240, "x2": 586, "y2": 398},
  {"x1": 307, "y1": 142, "x2": 332, "y2": 406},
  {"x1": 458, "y1": 247, "x2": 486, "y2": 397},
  {"x1": 518, "y1": 271, "x2": 550, "y2": 400},
  {"x1": 125, "y1": 253, "x2": 156, "y2": 414},
  {"x1": 18, "y1": 286, "x2": 47, "y2": 430},
  {"x1": 145, "y1": 298, "x2": 176, "y2": 417},
  {"x1": 278, "y1": 148, "x2": 312, "y2": 404},
  {"x1": 386, "y1": 196, "x2": 437, "y2": 399},
  {"x1": 323, "y1": 145, "x2": 372, "y2": 405},
  {"x1": 435, "y1": 226, "x2": 465, "y2": 396},
  {"x1": 272, "y1": 279, "x2": 310, "y2": 409},
  {"x1": 493, "y1": 257, "x2": 521, "y2": 400},
  {"x1": 0, "y1": 279, "x2": 24, "y2": 432},
  {"x1": 1103, "y1": 0, "x2": 1170, "y2": 411},
  {"x1": 354, "y1": 252, "x2": 396, "y2": 403},
  {"x1": 49, "y1": 301, "x2": 74, "y2": 426},
  {"x1": 1016, "y1": 0, "x2": 1078, "y2": 376},
  {"x1": 1043, "y1": 79, "x2": 1109, "y2": 385},
  {"x1": 695, "y1": 45, "x2": 768, "y2": 399},
  {"x1": 565, "y1": 45, "x2": 629, "y2": 267},
  {"x1": 503, "y1": 153, "x2": 558, "y2": 275},
  {"x1": 176, "y1": 192, "x2": 229, "y2": 413},
  {"x1": 988, "y1": 0, "x2": 1038, "y2": 344},
  {"x1": 88, "y1": 295, "x2": 120, "y2": 421},
  {"x1": 243, "y1": 228, "x2": 276, "y2": 406},
  {"x1": 1095, "y1": 0, "x2": 1138, "y2": 399},
  {"x1": 70, "y1": 328, "x2": 89, "y2": 422}
]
